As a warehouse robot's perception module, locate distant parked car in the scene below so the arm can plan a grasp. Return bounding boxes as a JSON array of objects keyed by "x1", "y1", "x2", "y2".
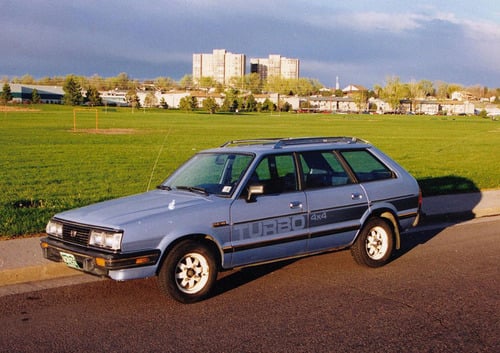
[{"x1": 41, "y1": 137, "x2": 421, "y2": 303}]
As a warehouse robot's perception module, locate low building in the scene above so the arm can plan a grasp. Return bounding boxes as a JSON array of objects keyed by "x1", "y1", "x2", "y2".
[
  {"x1": 306, "y1": 96, "x2": 359, "y2": 113},
  {"x1": 342, "y1": 84, "x2": 367, "y2": 95},
  {"x1": 9, "y1": 84, "x2": 63, "y2": 104},
  {"x1": 100, "y1": 90, "x2": 128, "y2": 106},
  {"x1": 412, "y1": 100, "x2": 475, "y2": 115}
]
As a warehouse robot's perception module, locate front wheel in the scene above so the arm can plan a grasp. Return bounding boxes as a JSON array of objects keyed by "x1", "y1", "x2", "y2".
[
  {"x1": 351, "y1": 218, "x2": 394, "y2": 267},
  {"x1": 158, "y1": 241, "x2": 218, "y2": 303}
]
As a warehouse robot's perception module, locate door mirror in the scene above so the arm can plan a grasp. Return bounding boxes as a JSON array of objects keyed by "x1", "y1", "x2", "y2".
[{"x1": 247, "y1": 185, "x2": 264, "y2": 202}]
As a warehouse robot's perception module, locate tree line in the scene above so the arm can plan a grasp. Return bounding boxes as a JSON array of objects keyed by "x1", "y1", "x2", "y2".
[{"x1": 2, "y1": 72, "x2": 499, "y2": 109}]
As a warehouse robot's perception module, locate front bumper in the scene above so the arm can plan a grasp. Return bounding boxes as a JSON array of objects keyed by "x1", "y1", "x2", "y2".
[{"x1": 40, "y1": 237, "x2": 161, "y2": 278}]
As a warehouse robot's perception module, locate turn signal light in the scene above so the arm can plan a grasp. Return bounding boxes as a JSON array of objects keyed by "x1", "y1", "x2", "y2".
[{"x1": 135, "y1": 257, "x2": 150, "y2": 265}]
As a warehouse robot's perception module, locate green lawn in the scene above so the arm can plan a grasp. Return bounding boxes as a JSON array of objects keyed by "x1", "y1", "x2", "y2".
[{"x1": 1, "y1": 105, "x2": 499, "y2": 237}]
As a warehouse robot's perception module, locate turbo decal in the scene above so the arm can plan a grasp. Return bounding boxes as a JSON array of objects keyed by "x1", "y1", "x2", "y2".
[{"x1": 232, "y1": 214, "x2": 307, "y2": 240}]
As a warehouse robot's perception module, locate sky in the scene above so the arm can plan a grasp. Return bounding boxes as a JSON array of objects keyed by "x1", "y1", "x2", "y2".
[{"x1": 1, "y1": 0, "x2": 499, "y2": 89}]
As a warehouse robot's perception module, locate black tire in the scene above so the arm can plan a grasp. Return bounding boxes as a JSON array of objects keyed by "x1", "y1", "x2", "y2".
[
  {"x1": 158, "y1": 241, "x2": 218, "y2": 303},
  {"x1": 351, "y1": 218, "x2": 394, "y2": 267}
]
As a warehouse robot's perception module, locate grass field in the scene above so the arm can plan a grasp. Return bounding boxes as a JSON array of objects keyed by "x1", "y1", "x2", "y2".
[{"x1": 1, "y1": 104, "x2": 499, "y2": 237}]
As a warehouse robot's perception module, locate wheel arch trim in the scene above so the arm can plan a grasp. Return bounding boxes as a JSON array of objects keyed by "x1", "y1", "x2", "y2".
[{"x1": 156, "y1": 234, "x2": 224, "y2": 275}]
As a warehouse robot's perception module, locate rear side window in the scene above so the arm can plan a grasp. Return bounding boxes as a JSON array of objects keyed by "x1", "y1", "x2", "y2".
[
  {"x1": 340, "y1": 150, "x2": 394, "y2": 182},
  {"x1": 299, "y1": 151, "x2": 351, "y2": 189}
]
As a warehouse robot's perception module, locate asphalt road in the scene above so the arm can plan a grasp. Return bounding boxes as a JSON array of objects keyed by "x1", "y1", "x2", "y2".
[{"x1": 1, "y1": 216, "x2": 499, "y2": 353}]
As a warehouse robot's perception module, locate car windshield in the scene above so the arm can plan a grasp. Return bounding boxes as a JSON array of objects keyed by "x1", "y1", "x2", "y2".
[{"x1": 159, "y1": 152, "x2": 254, "y2": 196}]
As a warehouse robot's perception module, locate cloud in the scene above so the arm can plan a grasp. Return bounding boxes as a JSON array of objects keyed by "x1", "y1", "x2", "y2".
[
  {"x1": 1, "y1": 0, "x2": 498, "y2": 87},
  {"x1": 311, "y1": 11, "x2": 426, "y2": 33}
]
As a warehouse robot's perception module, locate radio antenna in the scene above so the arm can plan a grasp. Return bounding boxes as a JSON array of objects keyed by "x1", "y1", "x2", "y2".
[{"x1": 147, "y1": 127, "x2": 171, "y2": 191}]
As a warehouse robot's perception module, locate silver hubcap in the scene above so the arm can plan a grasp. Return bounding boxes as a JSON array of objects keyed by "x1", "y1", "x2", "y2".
[
  {"x1": 365, "y1": 226, "x2": 389, "y2": 260},
  {"x1": 175, "y1": 252, "x2": 210, "y2": 294}
]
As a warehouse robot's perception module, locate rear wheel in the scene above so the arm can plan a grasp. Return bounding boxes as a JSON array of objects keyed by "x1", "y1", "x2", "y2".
[
  {"x1": 158, "y1": 241, "x2": 217, "y2": 303},
  {"x1": 351, "y1": 218, "x2": 394, "y2": 267}
]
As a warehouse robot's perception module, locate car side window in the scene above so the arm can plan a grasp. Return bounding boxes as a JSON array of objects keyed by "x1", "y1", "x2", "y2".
[
  {"x1": 252, "y1": 154, "x2": 297, "y2": 194},
  {"x1": 340, "y1": 149, "x2": 395, "y2": 182},
  {"x1": 299, "y1": 151, "x2": 351, "y2": 189}
]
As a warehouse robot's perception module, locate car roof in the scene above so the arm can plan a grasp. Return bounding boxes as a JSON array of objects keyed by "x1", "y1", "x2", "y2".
[{"x1": 203, "y1": 136, "x2": 372, "y2": 155}]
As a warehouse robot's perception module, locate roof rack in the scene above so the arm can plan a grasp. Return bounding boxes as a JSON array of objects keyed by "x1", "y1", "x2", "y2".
[
  {"x1": 220, "y1": 138, "x2": 283, "y2": 147},
  {"x1": 221, "y1": 136, "x2": 368, "y2": 149}
]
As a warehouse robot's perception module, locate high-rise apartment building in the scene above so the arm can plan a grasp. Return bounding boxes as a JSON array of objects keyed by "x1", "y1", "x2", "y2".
[
  {"x1": 250, "y1": 55, "x2": 300, "y2": 80},
  {"x1": 192, "y1": 49, "x2": 246, "y2": 85}
]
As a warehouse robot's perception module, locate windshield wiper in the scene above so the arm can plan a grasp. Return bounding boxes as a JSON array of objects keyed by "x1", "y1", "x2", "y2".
[
  {"x1": 176, "y1": 186, "x2": 209, "y2": 196},
  {"x1": 157, "y1": 185, "x2": 172, "y2": 191}
]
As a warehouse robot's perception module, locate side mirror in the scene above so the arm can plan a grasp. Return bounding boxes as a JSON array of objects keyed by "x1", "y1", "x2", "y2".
[{"x1": 246, "y1": 185, "x2": 264, "y2": 202}]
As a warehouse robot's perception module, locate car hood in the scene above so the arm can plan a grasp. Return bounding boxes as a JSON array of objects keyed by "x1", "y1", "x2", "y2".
[{"x1": 54, "y1": 189, "x2": 212, "y2": 229}]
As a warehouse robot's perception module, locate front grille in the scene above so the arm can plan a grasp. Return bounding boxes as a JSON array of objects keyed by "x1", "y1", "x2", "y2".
[{"x1": 62, "y1": 223, "x2": 91, "y2": 246}]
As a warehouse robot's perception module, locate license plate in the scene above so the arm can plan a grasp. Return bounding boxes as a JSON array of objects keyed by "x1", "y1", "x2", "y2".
[{"x1": 60, "y1": 252, "x2": 81, "y2": 269}]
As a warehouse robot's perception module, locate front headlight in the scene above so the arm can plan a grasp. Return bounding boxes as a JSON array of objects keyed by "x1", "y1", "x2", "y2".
[
  {"x1": 46, "y1": 220, "x2": 63, "y2": 238},
  {"x1": 89, "y1": 229, "x2": 123, "y2": 251}
]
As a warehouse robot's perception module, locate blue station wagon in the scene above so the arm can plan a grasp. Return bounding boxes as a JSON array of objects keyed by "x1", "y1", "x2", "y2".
[{"x1": 41, "y1": 137, "x2": 421, "y2": 303}]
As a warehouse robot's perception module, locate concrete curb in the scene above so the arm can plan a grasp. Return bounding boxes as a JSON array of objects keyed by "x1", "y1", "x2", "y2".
[
  {"x1": 0, "y1": 237, "x2": 85, "y2": 288},
  {"x1": 1, "y1": 190, "x2": 499, "y2": 292},
  {"x1": 0, "y1": 262, "x2": 82, "y2": 286}
]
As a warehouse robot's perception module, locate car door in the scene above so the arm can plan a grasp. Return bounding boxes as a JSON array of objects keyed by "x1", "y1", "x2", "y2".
[
  {"x1": 229, "y1": 153, "x2": 308, "y2": 267},
  {"x1": 299, "y1": 150, "x2": 369, "y2": 252}
]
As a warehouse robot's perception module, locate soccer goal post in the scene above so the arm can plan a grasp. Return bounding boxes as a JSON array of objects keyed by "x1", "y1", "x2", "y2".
[{"x1": 73, "y1": 108, "x2": 99, "y2": 132}]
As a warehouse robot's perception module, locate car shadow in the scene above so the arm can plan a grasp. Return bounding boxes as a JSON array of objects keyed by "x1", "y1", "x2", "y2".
[
  {"x1": 418, "y1": 174, "x2": 480, "y2": 197},
  {"x1": 393, "y1": 175, "x2": 482, "y2": 261},
  {"x1": 391, "y1": 224, "x2": 448, "y2": 262},
  {"x1": 418, "y1": 175, "x2": 482, "y2": 223},
  {"x1": 212, "y1": 260, "x2": 296, "y2": 298}
]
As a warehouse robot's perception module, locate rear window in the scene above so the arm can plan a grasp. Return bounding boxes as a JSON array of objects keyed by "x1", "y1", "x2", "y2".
[{"x1": 340, "y1": 150, "x2": 394, "y2": 182}]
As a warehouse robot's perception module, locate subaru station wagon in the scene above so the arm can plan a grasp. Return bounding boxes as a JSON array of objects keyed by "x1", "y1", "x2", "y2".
[{"x1": 41, "y1": 137, "x2": 421, "y2": 303}]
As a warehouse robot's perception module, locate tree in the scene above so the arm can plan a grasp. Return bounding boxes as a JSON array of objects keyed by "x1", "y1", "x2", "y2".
[
  {"x1": 229, "y1": 73, "x2": 263, "y2": 93},
  {"x1": 264, "y1": 76, "x2": 287, "y2": 94},
  {"x1": 31, "y1": 88, "x2": 41, "y2": 104},
  {"x1": 179, "y1": 96, "x2": 197, "y2": 112},
  {"x1": 63, "y1": 76, "x2": 84, "y2": 105},
  {"x1": 159, "y1": 97, "x2": 169, "y2": 109},
  {"x1": 179, "y1": 75, "x2": 194, "y2": 90},
  {"x1": 406, "y1": 80, "x2": 425, "y2": 113},
  {"x1": 245, "y1": 94, "x2": 257, "y2": 112},
  {"x1": 88, "y1": 74, "x2": 106, "y2": 91},
  {"x1": 20, "y1": 74, "x2": 35, "y2": 84},
  {"x1": 261, "y1": 98, "x2": 276, "y2": 112},
  {"x1": 418, "y1": 79, "x2": 435, "y2": 97},
  {"x1": 154, "y1": 77, "x2": 177, "y2": 92},
  {"x1": 202, "y1": 96, "x2": 219, "y2": 114},
  {"x1": 352, "y1": 91, "x2": 368, "y2": 112},
  {"x1": 115, "y1": 72, "x2": 132, "y2": 90},
  {"x1": 263, "y1": 77, "x2": 324, "y2": 96},
  {"x1": 126, "y1": 89, "x2": 140, "y2": 111},
  {"x1": 85, "y1": 86, "x2": 102, "y2": 106},
  {"x1": 221, "y1": 89, "x2": 239, "y2": 112},
  {"x1": 143, "y1": 92, "x2": 158, "y2": 108},
  {"x1": 435, "y1": 81, "x2": 449, "y2": 99},
  {"x1": 1, "y1": 83, "x2": 13, "y2": 104},
  {"x1": 375, "y1": 76, "x2": 407, "y2": 113},
  {"x1": 281, "y1": 101, "x2": 292, "y2": 112},
  {"x1": 197, "y1": 77, "x2": 217, "y2": 90}
]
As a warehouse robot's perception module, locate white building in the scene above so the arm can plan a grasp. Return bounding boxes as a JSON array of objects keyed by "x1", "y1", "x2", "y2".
[
  {"x1": 250, "y1": 55, "x2": 300, "y2": 80},
  {"x1": 193, "y1": 49, "x2": 246, "y2": 85}
]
